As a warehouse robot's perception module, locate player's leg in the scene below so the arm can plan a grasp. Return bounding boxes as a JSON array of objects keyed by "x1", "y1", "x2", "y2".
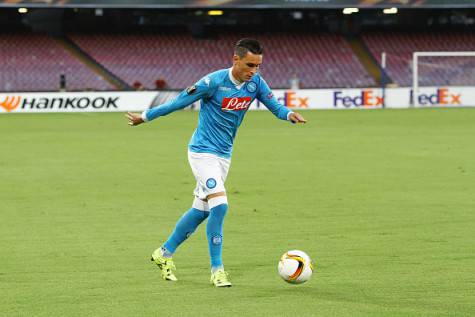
[
  {"x1": 187, "y1": 151, "x2": 232, "y2": 286},
  {"x1": 205, "y1": 156, "x2": 232, "y2": 287},
  {"x1": 151, "y1": 198, "x2": 209, "y2": 281},
  {"x1": 162, "y1": 198, "x2": 210, "y2": 255},
  {"x1": 207, "y1": 191, "x2": 232, "y2": 287},
  {"x1": 151, "y1": 152, "x2": 212, "y2": 281},
  {"x1": 206, "y1": 192, "x2": 227, "y2": 272}
]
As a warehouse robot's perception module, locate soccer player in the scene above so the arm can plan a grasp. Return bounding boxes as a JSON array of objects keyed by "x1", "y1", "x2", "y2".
[{"x1": 126, "y1": 38, "x2": 306, "y2": 287}]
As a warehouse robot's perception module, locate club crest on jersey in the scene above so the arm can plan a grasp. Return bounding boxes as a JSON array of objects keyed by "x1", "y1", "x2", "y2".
[
  {"x1": 246, "y1": 81, "x2": 257, "y2": 93},
  {"x1": 221, "y1": 97, "x2": 251, "y2": 111}
]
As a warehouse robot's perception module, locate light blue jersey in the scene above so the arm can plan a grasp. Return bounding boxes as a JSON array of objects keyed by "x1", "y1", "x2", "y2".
[{"x1": 142, "y1": 68, "x2": 292, "y2": 159}]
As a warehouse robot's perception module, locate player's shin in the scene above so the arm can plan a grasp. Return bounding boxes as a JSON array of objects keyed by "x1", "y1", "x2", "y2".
[
  {"x1": 206, "y1": 196, "x2": 228, "y2": 272},
  {"x1": 162, "y1": 199, "x2": 210, "y2": 255}
]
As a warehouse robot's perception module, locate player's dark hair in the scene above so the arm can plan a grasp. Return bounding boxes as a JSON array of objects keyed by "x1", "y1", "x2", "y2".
[{"x1": 235, "y1": 38, "x2": 263, "y2": 58}]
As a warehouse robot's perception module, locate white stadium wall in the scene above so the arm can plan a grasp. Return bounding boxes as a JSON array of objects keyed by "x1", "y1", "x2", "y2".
[{"x1": 0, "y1": 87, "x2": 474, "y2": 114}]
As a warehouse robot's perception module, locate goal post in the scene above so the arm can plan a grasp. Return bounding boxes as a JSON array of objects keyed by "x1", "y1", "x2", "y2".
[{"x1": 412, "y1": 51, "x2": 475, "y2": 107}]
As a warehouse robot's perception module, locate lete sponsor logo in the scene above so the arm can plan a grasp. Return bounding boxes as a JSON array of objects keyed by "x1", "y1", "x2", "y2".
[
  {"x1": 334, "y1": 90, "x2": 384, "y2": 108},
  {"x1": 0, "y1": 96, "x2": 119, "y2": 112},
  {"x1": 221, "y1": 97, "x2": 251, "y2": 111},
  {"x1": 410, "y1": 88, "x2": 461, "y2": 106}
]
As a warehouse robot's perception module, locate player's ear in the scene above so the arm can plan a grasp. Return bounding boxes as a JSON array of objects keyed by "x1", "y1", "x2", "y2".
[{"x1": 232, "y1": 54, "x2": 240, "y2": 64}]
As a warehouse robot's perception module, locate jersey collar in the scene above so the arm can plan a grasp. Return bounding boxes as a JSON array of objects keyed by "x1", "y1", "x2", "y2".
[{"x1": 228, "y1": 68, "x2": 245, "y2": 89}]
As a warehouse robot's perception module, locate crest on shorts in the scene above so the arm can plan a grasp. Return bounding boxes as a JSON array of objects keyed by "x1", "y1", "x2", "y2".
[
  {"x1": 206, "y1": 178, "x2": 217, "y2": 189},
  {"x1": 246, "y1": 81, "x2": 257, "y2": 93}
]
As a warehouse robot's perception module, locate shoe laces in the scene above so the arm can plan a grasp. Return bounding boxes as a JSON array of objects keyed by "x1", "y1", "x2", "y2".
[
  {"x1": 163, "y1": 259, "x2": 176, "y2": 272},
  {"x1": 215, "y1": 270, "x2": 229, "y2": 282}
]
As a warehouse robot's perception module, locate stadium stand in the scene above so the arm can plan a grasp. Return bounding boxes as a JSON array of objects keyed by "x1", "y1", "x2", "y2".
[
  {"x1": 363, "y1": 31, "x2": 475, "y2": 86},
  {"x1": 70, "y1": 32, "x2": 376, "y2": 89},
  {"x1": 0, "y1": 32, "x2": 114, "y2": 92},
  {"x1": 18, "y1": 31, "x2": 474, "y2": 92}
]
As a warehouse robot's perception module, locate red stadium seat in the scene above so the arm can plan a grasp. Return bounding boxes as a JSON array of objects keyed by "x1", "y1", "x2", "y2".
[
  {"x1": 70, "y1": 32, "x2": 375, "y2": 90},
  {"x1": 0, "y1": 32, "x2": 113, "y2": 92}
]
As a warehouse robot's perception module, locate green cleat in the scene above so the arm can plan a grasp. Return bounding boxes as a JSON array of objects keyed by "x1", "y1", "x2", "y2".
[
  {"x1": 210, "y1": 269, "x2": 232, "y2": 287},
  {"x1": 151, "y1": 248, "x2": 178, "y2": 281}
]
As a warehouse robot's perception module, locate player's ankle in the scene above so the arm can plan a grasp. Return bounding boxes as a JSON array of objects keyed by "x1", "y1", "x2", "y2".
[
  {"x1": 160, "y1": 246, "x2": 173, "y2": 258},
  {"x1": 211, "y1": 266, "x2": 224, "y2": 274}
]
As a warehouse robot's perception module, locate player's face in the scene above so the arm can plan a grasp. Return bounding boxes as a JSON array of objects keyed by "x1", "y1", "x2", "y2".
[{"x1": 233, "y1": 52, "x2": 262, "y2": 82}]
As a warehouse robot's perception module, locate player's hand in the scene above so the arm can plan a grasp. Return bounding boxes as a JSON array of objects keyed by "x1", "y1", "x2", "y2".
[
  {"x1": 126, "y1": 112, "x2": 144, "y2": 126},
  {"x1": 289, "y1": 112, "x2": 307, "y2": 124}
]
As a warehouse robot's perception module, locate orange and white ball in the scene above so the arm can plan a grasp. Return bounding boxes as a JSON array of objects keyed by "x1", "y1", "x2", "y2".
[{"x1": 278, "y1": 250, "x2": 314, "y2": 284}]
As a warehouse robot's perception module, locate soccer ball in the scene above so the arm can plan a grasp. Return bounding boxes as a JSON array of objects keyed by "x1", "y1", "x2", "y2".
[{"x1": 278, "y1": 250, "x2": 314, "y2": 284}]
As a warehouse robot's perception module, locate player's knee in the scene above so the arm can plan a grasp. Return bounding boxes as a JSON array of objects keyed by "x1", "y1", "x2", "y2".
[{"x1": 207, "y1": 192, "x2": 228, "y2": 210}]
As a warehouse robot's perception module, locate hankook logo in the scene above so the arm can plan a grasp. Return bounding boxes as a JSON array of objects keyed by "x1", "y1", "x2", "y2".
[
  {"x1": 0, "y1": 96, "x2": 21, "y2": 112},
  {"x1": 0, "y1": 96, "x2": 119, "y2": 112}
]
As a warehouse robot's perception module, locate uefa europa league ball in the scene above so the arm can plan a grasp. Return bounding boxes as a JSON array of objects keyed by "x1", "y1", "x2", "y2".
[{"x1": 278, "y1": 250, "x2": 314, "y2": 284}]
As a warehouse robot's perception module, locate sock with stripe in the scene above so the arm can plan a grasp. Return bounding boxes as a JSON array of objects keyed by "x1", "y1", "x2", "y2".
[{"x1": 206, "y1": 196, "x2": 228, "y2": 272}]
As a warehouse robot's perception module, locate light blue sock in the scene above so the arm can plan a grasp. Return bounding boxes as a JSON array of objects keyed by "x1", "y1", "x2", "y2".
[
  {"x1": 163, "y1": 207, "x2": 209, "y2": 254},
  {"x1": 206, "y1": 201, "x2": 228, "y2": 271}
]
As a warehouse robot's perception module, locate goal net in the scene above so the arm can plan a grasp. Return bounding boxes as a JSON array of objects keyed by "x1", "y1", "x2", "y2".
[{"x1": 412, "y1": 52, "x2": 475, "y2": 107}]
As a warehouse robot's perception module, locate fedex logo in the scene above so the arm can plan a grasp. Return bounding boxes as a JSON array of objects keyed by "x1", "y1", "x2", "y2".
[
  {"x1": 411, "y1": 88, "x2": 461, "y2": 105},
  {"x1": 334, "y1": 90, "x2": 384, "y2": 108},
  {"x1": 221, "y1": 97, "x2": 251, "y2": 111},
  {"x1": 277, "y1": 91, "x2": 308, "y2": 108}
]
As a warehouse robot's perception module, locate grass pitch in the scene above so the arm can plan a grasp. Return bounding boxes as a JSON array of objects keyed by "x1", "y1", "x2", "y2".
[{"x1": 1, "y1": 108, "x2": 474, "y2": 317}]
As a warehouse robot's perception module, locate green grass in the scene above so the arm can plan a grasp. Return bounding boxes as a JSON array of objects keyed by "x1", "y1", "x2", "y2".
[{"x1": 1, "y1": 109, "x2": 474, "y2": 317}]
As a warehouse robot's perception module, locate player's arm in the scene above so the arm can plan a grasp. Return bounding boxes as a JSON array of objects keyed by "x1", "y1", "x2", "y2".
[
  {"x1": 126, "y1": 77, "x2": 215, "y2": 126},
  {"x1": 256, "y1": 78, "x2": 306, "y2": 124}
]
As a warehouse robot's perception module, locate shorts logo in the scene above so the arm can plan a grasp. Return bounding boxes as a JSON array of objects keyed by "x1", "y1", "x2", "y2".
[
  {"x1": 246, "y1": 81, "x2": 257, "y2": 93},
  {"x1": 221, "y1": 97, "x2": 251, "y2": 111},
  {"x1": 206, "y1": 178, "x2": 217, "y2": 189},
  {"x1": 212, "y1": 235, "x2": 222, "y2": 245}
]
